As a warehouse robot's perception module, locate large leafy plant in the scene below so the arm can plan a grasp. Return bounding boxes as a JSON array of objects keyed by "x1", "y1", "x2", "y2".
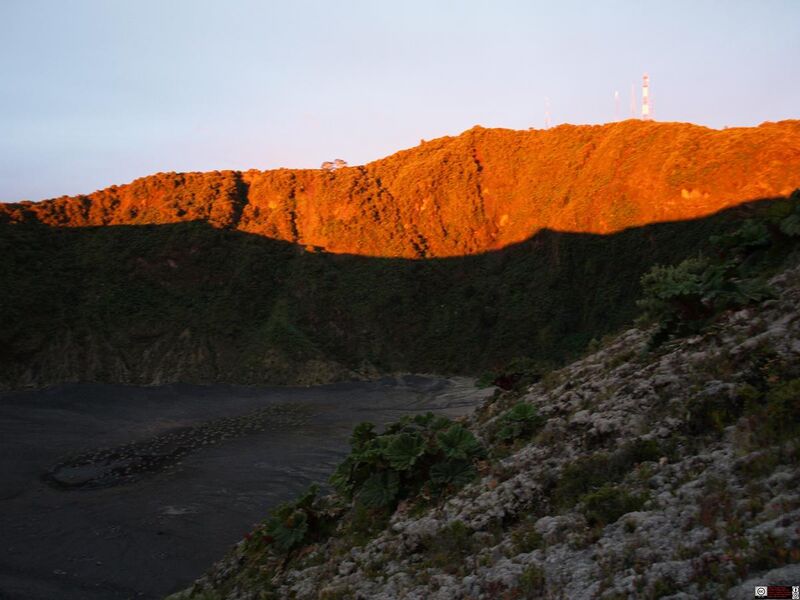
[
  {"x1": 330, "y1": 412, "x2": 485, "y2": 509},
  {"x1": 493, "y1": 402, "x2": 546, "y2": 443},
  {"x1": 638, "y1": 192, "x2": 800, "y2": 344},
  {"x1": 261, "y1": 484, "x2": 340, "y2": 554},
  {"x1": 638, "y1": 256, "x2": 773, "y2": 338},
  {"x1": 635, "y1": 195, "x2": 800, "y2": 344}
]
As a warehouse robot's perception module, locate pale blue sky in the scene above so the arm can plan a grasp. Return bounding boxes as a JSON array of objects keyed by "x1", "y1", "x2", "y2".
[{"x1": 1, "y1": 0, "x2": 798, "y2": 201}]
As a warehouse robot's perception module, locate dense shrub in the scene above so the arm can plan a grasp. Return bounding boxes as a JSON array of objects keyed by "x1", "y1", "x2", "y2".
[
  {"x1": 638, "y1": 256, "x2": 773, "y2": 343},
  {"x1": 685, "y1": 394, "x2": 746, "y2": 435},
  {"x1": 638, "y1": 196, "x2": 800, "y2": 344},
  {"x1": 493, "y1": 402, "x2": 546, "y2": 443},
  {"x1": 580, "y1": 484, "x2": 647, "y2": 526},
  {"x1": 419, "y1": 520, "x2": 477, "y2": 571},
  {"x1": 261, "y1": 485, "x2": 340, "y2": 554},
  {"x1": 329, "y1": 412, "x2": 485, "y2": 510},
  {"x1": 518, "y1": 564, "x2": 547, "y2": 596},
  {"x1": 252, "y1": 413, "x2": 487, "y2": 557},
  {"x1": 763, "y1": 379, "x2": 800, "y2": 441},
  {"x1": 740, "y1": 377, "x2": 800, "y2": 445},
  {"x1": 552, "y1": 439, "x2": 663, "y2": 509},
  {"x1": 480, "y1": 357, "x2": 556, "y2": 391}
]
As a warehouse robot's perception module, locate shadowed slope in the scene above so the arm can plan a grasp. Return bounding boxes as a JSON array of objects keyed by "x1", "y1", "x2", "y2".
[
  {"x1": 0, "y1": 198, "x2": 788, "y2": 389},
  {"x1": 2, "y1": 121, "x2": 800, "y2": 258}
]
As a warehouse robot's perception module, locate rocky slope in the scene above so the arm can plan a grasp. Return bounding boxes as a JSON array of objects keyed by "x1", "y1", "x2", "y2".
[
  {"x1": 3, "y1": 120, "x2": 800, "y2": 258},
  {"x1": 169, "y1": 248, "x2": 800, "y2": 599}
]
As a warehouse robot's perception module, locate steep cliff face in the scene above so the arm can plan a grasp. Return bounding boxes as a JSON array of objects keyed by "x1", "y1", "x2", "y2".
[
  {"x1": 1, "y1": 121, "x2": 799, "y2": 389},
  {"x1": 3, "y1": 120, "x2": 800, "y2": 257}
]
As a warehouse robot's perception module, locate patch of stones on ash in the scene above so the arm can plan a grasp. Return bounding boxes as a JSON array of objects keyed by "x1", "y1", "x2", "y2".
[{"x1": 44, "y1": 403, "x2": 313, "y2": 490}]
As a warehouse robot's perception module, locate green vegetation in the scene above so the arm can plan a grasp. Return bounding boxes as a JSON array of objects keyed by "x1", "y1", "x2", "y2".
[
  {"x1": 195, "y1": 413, "x2": 483, "y2": 595},
  {"x1": 1, "y1": 197, "x2": 777, "y2": 386},
  {"x1": 262, "y1": 485, "x2": 336, "y2": 554},
  {"x1": 761, "y1": 379, "x2": 800, "y2": 441},
  {"x1": 510, "y1": 517, "x2": 544, "y2": 554},
  {"x1": 336, "y1": 502, "x2": 392, "y2": 549},
  {"x1": 518, "y1": 564, "x2": 547, "y2": 596},
  {"x1": 738, "y1": 375, "x2": 800, "y2": 449},
  {"x1": 686, "y1": 350, "x2": 800, "y2": 445},
  {"x1": 638, "y1": 194, "x2": 800, "y2": 345},
  {"x1": 552, "y1": 439, "x2": 662, "y2": 509},
  {"x1": 685, "y1": 391, "x2": 747, "y2": 435},
  {"x1": 161, "y1": 193, "x2": 800, "y2": 600},
  {"x1": 419, "y1": 520, "x2": 478, "y2": 572},
  {"x1": 191, "y1": 412, "x2": 487, "y2": 598},
  {"x1": 492, "y1": 402, "x2": 546, "y2": 443},
  {"x1": 579, "y1": 484, "x2": 648, "y2": 527},
  {"x1": 477, "y1": 357, "x2": 556, "y2": 391},
  {"x1": 330, "y1": 412, "x2": 485, "y2": 510},
  {"x1": 650, "y1": 576, "x2": 680, "y2": 599}
]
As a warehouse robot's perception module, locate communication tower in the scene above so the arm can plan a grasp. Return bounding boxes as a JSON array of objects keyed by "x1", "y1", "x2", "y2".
[{"x1": 641, "y1": 73, "x2": 652, "y2": 121}]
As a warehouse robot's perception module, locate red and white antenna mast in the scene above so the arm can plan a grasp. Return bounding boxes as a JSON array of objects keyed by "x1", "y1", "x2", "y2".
[{"x1": 641, "y1": 73, "x2": 652, "y2": 121}]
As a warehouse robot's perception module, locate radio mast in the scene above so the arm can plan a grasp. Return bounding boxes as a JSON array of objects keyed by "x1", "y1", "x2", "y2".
[{"x1": 641, "y1": 73, "x2": 652, "y2": 120}]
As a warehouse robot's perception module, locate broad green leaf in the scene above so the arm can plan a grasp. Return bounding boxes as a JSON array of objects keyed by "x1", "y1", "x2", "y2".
[
  {"x1": 350, "y1": 422, "x2": 376, "y2": 452},
  {"x1": 496, "y1": 403, "x2": 544, "y2": 441},
  {"x1": 330, "y1": 457, "x2": 356, "y2": 496},
  {"x1": 503, "y1": 403, "x2": 538, "y2": 422},
  {"x1": 266, "y1": 509, "x2": 308, "y2": 552},
  {"x1": 497, "y1": 424, "x2": 518, "y2": 441},
  {"x1": 295, "y1": 484, "x2": 319, "y2": 511},
  {"x1": 436, "y1": 424, "x2": 482, "y2": 459},
  {"x1": 430, "y1": 459, "x2": 477, "y2": 488},
  {"x1": 383, "y1": 432, "x2": 425, "y2": 471},
  {"x1": 357, "y1": 471, "x2": 399, "y2": 507}
]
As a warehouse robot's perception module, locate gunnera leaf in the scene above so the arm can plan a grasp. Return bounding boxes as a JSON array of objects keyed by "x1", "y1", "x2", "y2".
[
  {"x1": 503, "y1": 402, "x2": 539, "y2": 423},
  {"x1": 266, "y1": 509, "x2": 309, "y2": 552},
  {"x1": 430, "y1": 459, "x2": 477, "y2": 488},
  {"x1": 357, "y1": 471, "x2": 400, "y2": 507},
  {"x1": 436, "y1": 424, "x2": 483, "y2": 459},
  {"x1": 350, "y1": 422, "x2": 376, "y2": 452},
  {"x1": 496, "y1": 424, "x2": 519, "y2": 441},
  {"x1": 411, "y1": 412, "x2": 452, "y2": 431},
  {"x1": 495, "y1": 403, "x2": 545, "y2": 442},
  {"x1": 329, "y1": 457, "x2": 356, "y2": 496},
  {"x1": 295, "y1": 484, "x2": 319, "y2": 511},
  {"x1": 383, "y1": 432, "x2": 426, "y2": 470},
  {"x1": 355, "y1": 438, "x2": 388, "y2": 465},
  {"x1": 412, "y1": 412, "x2": 435, "y2": 427}
]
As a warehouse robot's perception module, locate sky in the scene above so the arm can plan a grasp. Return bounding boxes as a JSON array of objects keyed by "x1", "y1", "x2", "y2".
[{"x1": 1, "y1": 0, "x2": 798, "y2": 202}]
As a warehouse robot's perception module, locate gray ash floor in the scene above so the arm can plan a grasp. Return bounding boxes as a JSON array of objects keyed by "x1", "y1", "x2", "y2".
[{"x1": 0, "y1": 377, "x2": 490, "y2": 600}]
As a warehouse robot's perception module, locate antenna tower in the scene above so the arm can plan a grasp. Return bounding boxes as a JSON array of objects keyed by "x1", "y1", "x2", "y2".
[{"x1": 641, "y1": 73, "x2": 652, "y2": 120}]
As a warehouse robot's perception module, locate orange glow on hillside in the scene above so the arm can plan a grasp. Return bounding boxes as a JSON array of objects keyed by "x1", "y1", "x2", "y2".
[{"x1": 2, "y1": 120, "x2": 799, "y2": 258}]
